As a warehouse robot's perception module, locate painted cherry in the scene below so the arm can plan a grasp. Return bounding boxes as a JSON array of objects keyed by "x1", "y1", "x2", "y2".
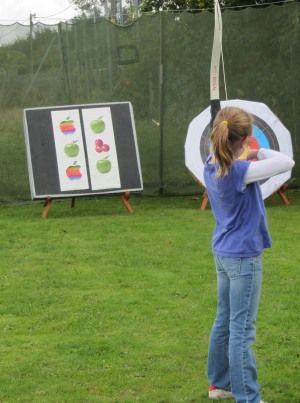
[{"x1": 95, "y1": 139, "x2": 103, "y2": 147}]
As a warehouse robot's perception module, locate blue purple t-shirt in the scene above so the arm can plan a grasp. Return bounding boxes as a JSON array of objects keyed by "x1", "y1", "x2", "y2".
[{"x1": 203, "y1": 156, "x2": 272, "y2": 257}]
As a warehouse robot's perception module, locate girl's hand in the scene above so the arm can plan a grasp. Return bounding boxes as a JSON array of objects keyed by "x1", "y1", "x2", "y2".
[{"x1": 246, "y1": 149, "x2": 259, "y2": 160}]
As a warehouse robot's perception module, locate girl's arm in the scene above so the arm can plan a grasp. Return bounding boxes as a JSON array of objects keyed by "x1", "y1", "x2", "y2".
[{"x1": 244, "y1": 148, "x2": 295, "y2": 185}]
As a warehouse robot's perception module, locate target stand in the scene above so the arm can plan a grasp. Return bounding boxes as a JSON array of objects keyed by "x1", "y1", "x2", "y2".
[{"x1": 199, "y1": 183, "x2": 290, "y2": 211}]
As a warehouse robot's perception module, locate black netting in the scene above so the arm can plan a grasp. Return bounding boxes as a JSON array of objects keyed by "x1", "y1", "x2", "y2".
[{"x1": 0, "y1": 3, "x2": 299, "y2": 203}]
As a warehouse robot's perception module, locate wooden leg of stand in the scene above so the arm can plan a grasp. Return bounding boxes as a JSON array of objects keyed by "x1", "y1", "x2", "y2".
[
  {"x1": 200, "y1": 191, "x2": 209, "y2": 211},
  {"x1": 277, "y1": 183, "x2": 289, "y2": 205},
  {"x1": 120, "y1": 192, "x2": 134, "y2": 213},
  {"x1": 42, "y1": 197, "x2": 52, "y2": 218},
  {"x1": 70, "y1": 198, "x2": 75, "y2": 208}
]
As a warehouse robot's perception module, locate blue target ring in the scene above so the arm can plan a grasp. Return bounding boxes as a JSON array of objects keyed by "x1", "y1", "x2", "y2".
[{"x1": 253, "y1": 125, "x2": 270, "y2": 149}]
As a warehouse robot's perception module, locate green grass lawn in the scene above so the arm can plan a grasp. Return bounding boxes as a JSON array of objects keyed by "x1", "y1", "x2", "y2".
[{"x1": 0, "y1": 192, "x2": 299, "y2": 402}]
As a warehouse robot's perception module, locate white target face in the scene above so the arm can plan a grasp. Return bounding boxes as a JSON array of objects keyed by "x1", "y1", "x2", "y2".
[{"x1": 185, "y1": 99, "x2": 293, "y2": 200}]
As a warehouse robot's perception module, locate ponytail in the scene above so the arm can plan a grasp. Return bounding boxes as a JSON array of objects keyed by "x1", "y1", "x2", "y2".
[
  {"x1": 210, "y1": 107, "x2": 253, "y2": 178},
  {"x1": 211, "y1": 122, "x2": 233, "y2": 177}
]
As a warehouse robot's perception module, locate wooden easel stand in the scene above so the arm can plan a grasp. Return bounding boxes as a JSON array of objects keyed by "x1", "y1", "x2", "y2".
[
  {"x1": 41, "y1": 192, "x2": 133, "y2": 218},
  {"x1": 42, "y1": 196, "x2": 76, "y2": 218},
  {"x1": 120, "y1": 191, "x2": 134, "y2": 213},
  {"x1": 276, "y1": 183, "x2": 289, "y2": 205}
]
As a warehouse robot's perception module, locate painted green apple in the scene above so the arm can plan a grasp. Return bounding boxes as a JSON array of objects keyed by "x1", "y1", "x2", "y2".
[
  {"x1": 90, "y1": 116, "x2": 105, "y2": 134},
  {"x1": 64, "y1": 141, "x2": 79, "y2": 157},
  {"x1": 96, "y1": 157, "x2": 111, "y2": 174}
]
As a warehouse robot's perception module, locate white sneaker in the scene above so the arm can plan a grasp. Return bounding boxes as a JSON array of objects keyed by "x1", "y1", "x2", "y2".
[{"x1": 209, "y1": 385, "x2": 233, "y2": 399}]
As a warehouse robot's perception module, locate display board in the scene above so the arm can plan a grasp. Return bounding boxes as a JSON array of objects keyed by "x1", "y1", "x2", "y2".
[{"x1": 23, "y1": 102, "x2": 143, "y2": 199}]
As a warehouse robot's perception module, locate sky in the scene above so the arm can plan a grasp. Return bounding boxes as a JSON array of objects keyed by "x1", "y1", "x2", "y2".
[{"x1": 0, "y1": 0, "x2": 79, "y2": 25}]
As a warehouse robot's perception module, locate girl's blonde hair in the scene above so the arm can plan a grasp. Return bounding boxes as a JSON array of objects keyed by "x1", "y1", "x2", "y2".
[{"x1": 211, "y1": 106, "x2": 253, "y2": 177}]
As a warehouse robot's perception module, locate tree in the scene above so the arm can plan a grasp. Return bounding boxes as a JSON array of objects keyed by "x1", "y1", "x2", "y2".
[
  {"x1": 70, "y1": 0, "x2": 290, "y2": 15},
  {"x1": 70, "y1": 0, "x2": 117, "y2": 21},
  {"x1": 140, "y1": 0, "x2": 288, "y2": 12},
  {"x1": 0, "y1": 49, "x2": 28, "y2": 74}
]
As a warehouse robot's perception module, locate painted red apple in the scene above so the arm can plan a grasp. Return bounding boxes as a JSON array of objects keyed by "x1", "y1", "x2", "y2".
[
  {"x1": 60, "y1": 116, "x2": 76, "y2": 134},
  {"x1": 66, "y1": 162, "x2": 82, "y2": 180}
]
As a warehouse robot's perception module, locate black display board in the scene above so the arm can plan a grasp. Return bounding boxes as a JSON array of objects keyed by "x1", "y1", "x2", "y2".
[{"x1": 23, "y1": 102, "x2": 143, "y2": 199}]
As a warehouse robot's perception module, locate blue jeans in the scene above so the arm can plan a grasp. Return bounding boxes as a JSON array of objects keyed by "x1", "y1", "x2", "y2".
[{"x1": 207, "y1": 255, "x2": 263, "y2": 403}]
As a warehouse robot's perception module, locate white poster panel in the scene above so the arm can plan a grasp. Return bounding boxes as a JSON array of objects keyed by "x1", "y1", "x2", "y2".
[
  {"x1": 51, "y1": 109, "x2": 89, "y2": 191},
  {"x1": 82, "y1": 107, "x2": 121, "y2": 191}
]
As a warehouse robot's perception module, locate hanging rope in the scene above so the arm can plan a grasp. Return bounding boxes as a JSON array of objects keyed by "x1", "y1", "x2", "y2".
[{"x1": 210, "y1": 0, "x2": 222, "y2": 125}]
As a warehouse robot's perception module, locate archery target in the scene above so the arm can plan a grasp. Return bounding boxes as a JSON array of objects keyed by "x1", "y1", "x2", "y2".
[{"x1": 185, "y1": 99, "x2": 293, "y2": 200}]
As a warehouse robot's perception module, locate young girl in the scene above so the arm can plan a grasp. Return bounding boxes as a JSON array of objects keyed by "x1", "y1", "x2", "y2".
[{"x1": 203, "y1": 106, "x2": 295, "y2": 403}]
